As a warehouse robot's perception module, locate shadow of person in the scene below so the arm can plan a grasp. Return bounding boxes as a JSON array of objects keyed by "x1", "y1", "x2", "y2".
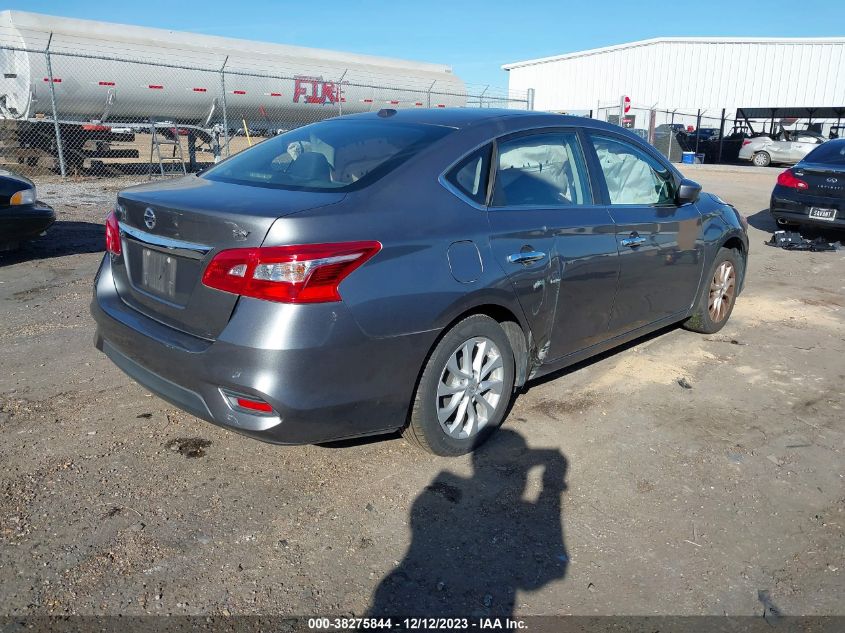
[{"x1": 368, "y1": 429, "x2": 568, "y2": 617}]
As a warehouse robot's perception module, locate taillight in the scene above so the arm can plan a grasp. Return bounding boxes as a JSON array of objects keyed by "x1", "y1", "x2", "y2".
[
  {"x1": 741, "y1": 139, "x2": 752, "y2": 147},
  {"x1": 202, "y1": 241, "x2": 381, "y2": 303},
  {"x1": 776, "y1": 169, "x2": 809, "y2": 190},
  {"x1": 105, "y1": 210, "x2": 121, "y2": 255}
]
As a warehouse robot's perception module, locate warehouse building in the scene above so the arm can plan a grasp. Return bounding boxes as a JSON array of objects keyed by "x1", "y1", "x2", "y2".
[{"x1": 503, "y1": 37, "x2": 845, "y2": 138}]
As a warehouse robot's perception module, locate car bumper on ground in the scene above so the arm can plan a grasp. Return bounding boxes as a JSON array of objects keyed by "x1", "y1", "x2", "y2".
[
  {"x1": 770, "y1": 191, "x2": 845, "y2": 229},
  {"x1": 91, "y1": 256, "x2": 436, "y2": 444},
  {"x1": 0, "y1": 203, "x2": 55, "y2": 246}
]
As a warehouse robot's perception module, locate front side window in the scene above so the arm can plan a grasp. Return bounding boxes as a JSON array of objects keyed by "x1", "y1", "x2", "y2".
[
  {"x1": 590, "y1": 135, "x2": 676, "y2": 205},
  {"x1": 491, "y1": 132, "x2": 591, "y2": 207},
  {"x1": 203, "y1": 120, "x2": 453, "y2": 192}
]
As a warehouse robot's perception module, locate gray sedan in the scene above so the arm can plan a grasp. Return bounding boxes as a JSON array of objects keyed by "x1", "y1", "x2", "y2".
[
  {"x1": 91, "y1": 109, "x2": 748, "y2": 456},
  {"x1": 739, "y1": 131, "x2": 827, "y2": 167}
]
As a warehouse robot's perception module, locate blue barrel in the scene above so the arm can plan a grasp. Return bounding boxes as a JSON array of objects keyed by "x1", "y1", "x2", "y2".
[{"x1": 682, "y1": 151, "x2": 695, "y2": 164}]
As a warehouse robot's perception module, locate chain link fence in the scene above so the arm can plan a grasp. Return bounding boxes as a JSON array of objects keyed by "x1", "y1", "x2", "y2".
[
  {"x1": 595, "y1": 102, "x2": 761, "y2": 165},
  {"x1": 0, "y1": 42, "x2": 530, "y2": 180}
]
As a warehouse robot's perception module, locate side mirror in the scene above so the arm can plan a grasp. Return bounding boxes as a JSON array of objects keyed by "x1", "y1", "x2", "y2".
[{"x1": 676, "y1": 178, "x2": 701, "y2": 205}]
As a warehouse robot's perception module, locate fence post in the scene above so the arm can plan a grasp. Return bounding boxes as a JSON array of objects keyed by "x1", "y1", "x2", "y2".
[
  {"x1": 219, "y1": 56, "x2": 230, "y2": 157},
  {"x1": 668, "y1": 110, "x2": 676, "y2": 162},
  {"x1": 44, "y1": 34, "x2": 66, "y2": 178},
  {"x1": 694, "y1": 108, "x2": 702, "y2": 157},
  {"x1": 426, "y1": 80, "x2": 436, "y2": 108},
  {"x1": 337, "y1": 69, "x2": 348, "y2": 116},
  {"x1": 526, "y1": 88, "x2": 535, "y2": 111}
]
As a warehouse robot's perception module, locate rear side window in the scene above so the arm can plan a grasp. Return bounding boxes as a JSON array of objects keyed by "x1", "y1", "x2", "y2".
[
  {"x1": 803, "y1": 141, "x2": 845, "y2": 165},
  {"x1": 590, "y1": 135, "x2": 676, "y2": 205},
  {"x1": 203, "y1": 120, "x2": 453, "y2": 192},
  {"x1": 445, "y1": 144, "x2": 492, "y2": 205},
  {"x1": 491, "y1": 132, "x2": 592, "y2": 207}
]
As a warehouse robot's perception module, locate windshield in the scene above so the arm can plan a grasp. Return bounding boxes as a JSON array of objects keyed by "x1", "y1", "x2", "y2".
[
  {"x1": 803, "y1": 140, "x2": 845, "y2": 166},
  {"x1": 202, "y1": 119, "x2": 453, "y2": 192}
]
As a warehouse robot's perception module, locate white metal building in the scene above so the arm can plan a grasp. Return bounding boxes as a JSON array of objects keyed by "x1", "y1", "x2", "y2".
[{"x1": 503, "y1": 37, "x2": 845, "y2": 122}]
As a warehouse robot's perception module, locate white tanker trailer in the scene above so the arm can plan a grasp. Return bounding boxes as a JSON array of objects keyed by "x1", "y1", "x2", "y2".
[{"x1": 0, "y1": 11, "x2": 467, "y2": 173}]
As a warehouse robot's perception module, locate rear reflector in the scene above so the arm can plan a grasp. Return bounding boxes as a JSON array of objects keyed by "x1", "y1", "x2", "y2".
[
  {"x1": 202, "y1": 241, "x2": 381, "y2": 303},
  {"x1": 235, "y1": 397, "x2": 274, "y2": 413},
  {"x1": 105, "y1": 210, "x2": 121, "y2": 255}
]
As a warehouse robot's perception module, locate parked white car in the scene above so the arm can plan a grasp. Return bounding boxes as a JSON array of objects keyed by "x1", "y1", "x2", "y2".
[{"x1": 739, "y1": 131, "x2": 827, "y2": 167}]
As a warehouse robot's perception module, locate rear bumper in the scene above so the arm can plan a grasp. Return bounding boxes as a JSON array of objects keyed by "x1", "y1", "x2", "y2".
[
  {"x1": 91, "y1": 256, "x2": 436, "y2": 445},
  {"x1": 0, "y1": 203, "x2": 55, "y2": 245},
  {"x1": 770, "y1": 190, "x2": 845, "y2": 229},
  {"x1": 737, "y1": 147, "x2": 754, "y2": 161}
]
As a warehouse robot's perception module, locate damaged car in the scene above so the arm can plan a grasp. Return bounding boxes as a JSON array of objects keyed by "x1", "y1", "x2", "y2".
[{"x1": 92, "y1": 109, "x2": 748, "y2": 455}]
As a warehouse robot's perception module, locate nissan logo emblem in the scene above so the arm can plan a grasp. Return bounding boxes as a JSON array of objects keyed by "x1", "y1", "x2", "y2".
[
  {"x1": 144, "y1": 208, "x2": 157, "y2": 230},
  {"x1": 826, "y1": 177, "x2": 838, "y2": 184}
]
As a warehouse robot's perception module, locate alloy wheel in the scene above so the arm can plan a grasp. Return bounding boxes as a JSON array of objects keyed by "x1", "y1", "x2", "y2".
[
  {"x1": 436, "y1": 336, "x2": 504, "y2": 439},
  {"x1": 708, "y1": 261, "x2": 736, "y2": 323}
]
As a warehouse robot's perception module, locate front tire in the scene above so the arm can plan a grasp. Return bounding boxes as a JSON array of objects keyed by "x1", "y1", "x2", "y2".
[
  {"x1": 683, "y1": 247, "x2": 741, "y2": 334},
  {"x1": 752, "y1": 151, "x2": 771, "y2": 167},
  {"x1": 403, "y1": 315, "x2": 515, "y2": 456}
]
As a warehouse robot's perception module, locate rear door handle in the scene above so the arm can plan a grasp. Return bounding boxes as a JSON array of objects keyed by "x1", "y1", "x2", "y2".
[
  {"x1": 620, "y1": 234, "x2": 647, "y2": 248},
  {"x1": 507, "y1": 250, "x2": 546, "y2": 265}
]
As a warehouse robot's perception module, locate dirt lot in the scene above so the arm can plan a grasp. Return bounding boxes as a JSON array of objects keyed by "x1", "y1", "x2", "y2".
[{"x1": 0, "y1": 165, "x2": 843, "y2": 618}]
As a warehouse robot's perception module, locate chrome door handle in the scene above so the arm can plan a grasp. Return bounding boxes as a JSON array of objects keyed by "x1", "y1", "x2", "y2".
[
  {"x1": 507, "y1": 250, "x2": 546, "y2": 265},
  {"x1": 620, "y1": 235, "x2": 647, "y2": 248}
]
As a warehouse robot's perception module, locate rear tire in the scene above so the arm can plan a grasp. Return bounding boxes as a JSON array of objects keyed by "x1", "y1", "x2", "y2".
[
  {"x1": 403, "y1": 315, "x2": 515, "y2": 456},
  {"x1": 683, "y1": 247, "x2": 741, "y2": 334},
  {"x1": 752, "y1": 151, "x2": 771, "y2": 167}
]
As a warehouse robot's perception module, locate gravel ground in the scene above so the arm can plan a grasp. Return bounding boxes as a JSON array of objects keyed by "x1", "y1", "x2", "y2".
[{"x1": 0, "y1": 166, "x2": 843, "y2": 618}]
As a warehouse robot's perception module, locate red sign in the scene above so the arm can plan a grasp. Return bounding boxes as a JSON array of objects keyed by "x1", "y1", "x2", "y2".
[
  {"x1": 293, "y1": 76, "x2": 339, "y2": 105},
  {"x1": 623, "y1": 95, "x2": 631, "y2": 113}
]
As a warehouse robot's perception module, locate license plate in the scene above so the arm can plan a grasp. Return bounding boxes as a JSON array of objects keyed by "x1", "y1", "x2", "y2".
[
  {"x1": 141, "y1": 249, "x2": 177, "y2": 298},
  {"x1": 808, "y1": 207, "x2": 837, "y2": 221}
]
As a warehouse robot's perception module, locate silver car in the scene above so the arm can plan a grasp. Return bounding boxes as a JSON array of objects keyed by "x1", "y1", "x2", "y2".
[{"x1": 739, "y1": 131, "x2": 827, "y2": 167}]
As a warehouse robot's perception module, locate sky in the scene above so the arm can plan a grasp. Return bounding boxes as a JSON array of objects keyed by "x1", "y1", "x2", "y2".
[{"x1": 7, "y1": 0, "x2": 845, "y2": 90}]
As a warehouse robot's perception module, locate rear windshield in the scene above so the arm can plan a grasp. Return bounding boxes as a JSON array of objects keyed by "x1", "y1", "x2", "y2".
[
  {"x1": 803, "y1": 140, "x2": 845, "y2": 165},
  {"x1": 202, "y1": 119, "x2": 453, "y2": 192}
]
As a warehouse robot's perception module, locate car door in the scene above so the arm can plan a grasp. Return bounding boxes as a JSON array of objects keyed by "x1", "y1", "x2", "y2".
[
  {"x1": 790, "y1": 133, "x2": 822, "y2": 163},
  {"x1": 486, "y1": 130, "x2": 618, "y2": 363},
  {"x1": 586, "y1": 132, "x2": 704, "y2": 335}
]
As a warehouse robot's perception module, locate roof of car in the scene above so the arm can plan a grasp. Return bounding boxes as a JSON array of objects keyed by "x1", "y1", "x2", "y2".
[{"x1": 340, "y1": 107, "x2": 577, "y2": 129}]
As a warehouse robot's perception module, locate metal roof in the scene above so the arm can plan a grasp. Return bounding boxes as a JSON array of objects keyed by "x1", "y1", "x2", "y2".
[
  {"x1": 502, "y1": 37, "x2": 845, "y2": 70},
  {"x1": 737, "y1": 107, "x2": 845, "y2": 120}
]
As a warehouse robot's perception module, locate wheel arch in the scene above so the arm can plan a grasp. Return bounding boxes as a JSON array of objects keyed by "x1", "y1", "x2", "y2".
[
  {"x1": 420, "y1": 302, "x2": 531, "y2": 399},
  {"x1": 720, "y1": 234, "x2": 748, "y2": 292}
]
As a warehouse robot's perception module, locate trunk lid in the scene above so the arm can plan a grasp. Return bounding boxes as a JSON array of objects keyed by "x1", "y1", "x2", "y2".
[
  {"x1": 112, "y1": 175, "x2": 344, "y2": 339},
  {"x1": 795, "y1": 164, "x2": 845, "y2": 200}
]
